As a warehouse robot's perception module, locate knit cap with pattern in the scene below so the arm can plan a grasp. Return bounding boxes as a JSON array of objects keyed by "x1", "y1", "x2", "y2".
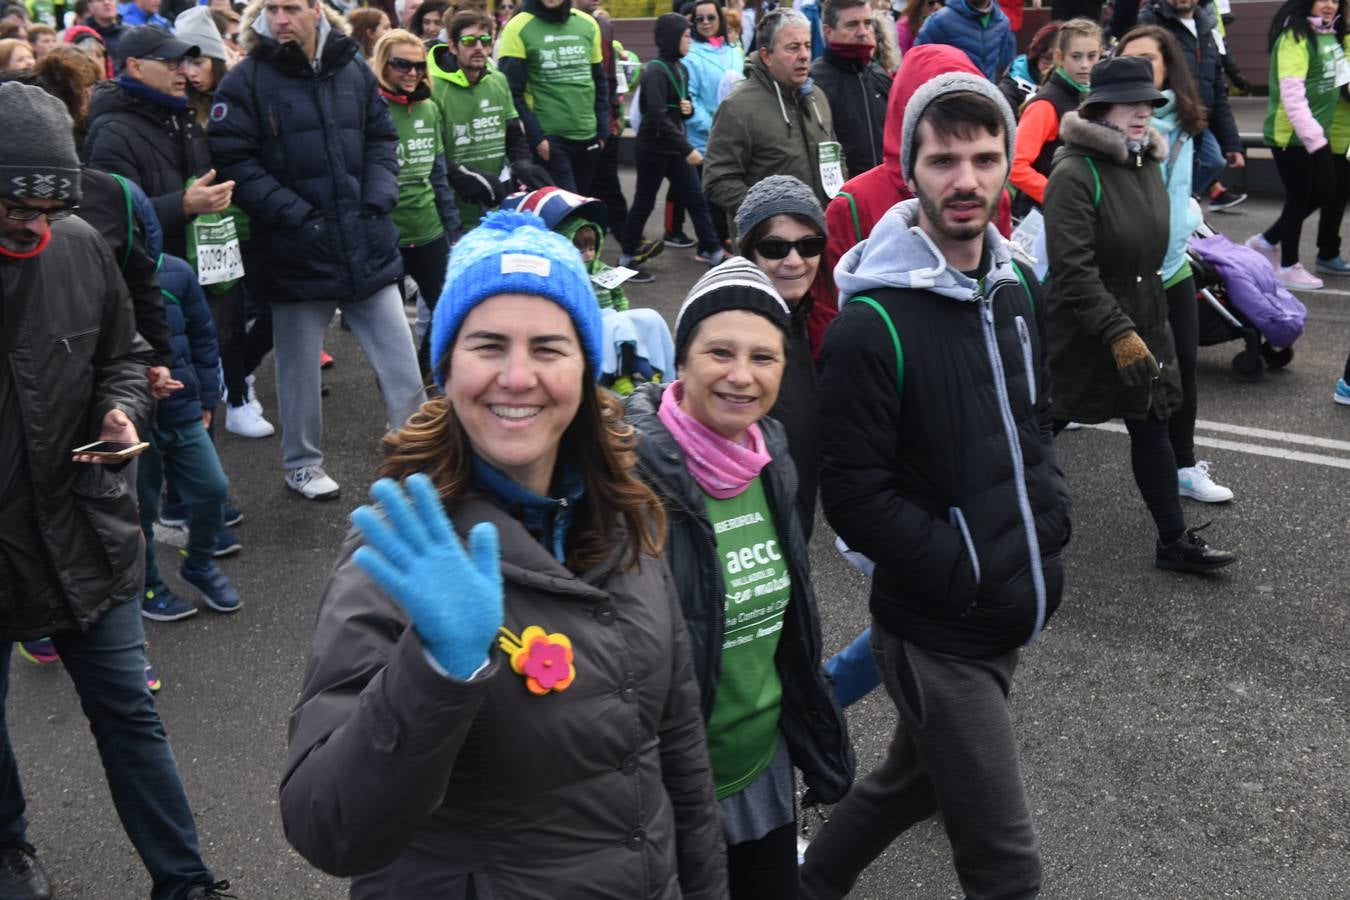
[
  {"x1": 674, "y1": 256, "x2": 790, "y2": 363},
  {"x1": 733, "y1": 174, "x2": 826, "y2": 245},
  {"x1": 0, "y1": 81, "x2": 81, "y2": 203},
  {"x1": 430, "y1": 210, "x2": 603, "y2": 387}
]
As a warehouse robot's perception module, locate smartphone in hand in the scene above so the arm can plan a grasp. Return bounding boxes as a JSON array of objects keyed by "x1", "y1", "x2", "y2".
[{"x1": 72, "y1": 440, "x2": 149, "y2": 461}]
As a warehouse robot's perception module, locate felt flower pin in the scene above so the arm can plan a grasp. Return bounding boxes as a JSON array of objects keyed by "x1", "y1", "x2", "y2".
[{"x1": 497, "y1": 625, "x2": 575, "y2": 695}]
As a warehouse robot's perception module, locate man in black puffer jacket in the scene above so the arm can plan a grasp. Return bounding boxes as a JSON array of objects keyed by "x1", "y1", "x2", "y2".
[
  {"x1": 208, "y1": 0, "x2": 425, "y2": 501},
  {"x1": 85, "y1": 26, "x2": 234, "y2": 259},
  {"x1": 799, "y1": 74, "x2": 1071, "y2": 900},
  {"x1": 808, "y1": 0, "x2": 889, "y2": 180}
]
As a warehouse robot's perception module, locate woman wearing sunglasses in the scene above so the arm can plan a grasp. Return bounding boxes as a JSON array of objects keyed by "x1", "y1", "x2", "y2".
[
  {"x1": 374, "y1": 28, "x2": 461, "y2": 376},
  {"x1": 625, "y1": 257, "x2": 852, "y2": 899}
]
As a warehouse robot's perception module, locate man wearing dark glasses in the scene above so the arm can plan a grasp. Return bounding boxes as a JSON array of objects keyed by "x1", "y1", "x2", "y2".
[
  {"x1": 85, "y1": 26, "x2": 231, "y2": 260},
  {"x1": 429, "y1": 10, "x2": 549, "y2": 229},
  {"x1": 0, "y1": 81, "x2": 232, "y2": 900}
]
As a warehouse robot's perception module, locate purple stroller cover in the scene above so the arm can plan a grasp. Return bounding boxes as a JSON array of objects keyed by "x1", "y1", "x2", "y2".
[{"x1": 1188, "y1": 233, "x2": 1307, "y2": 348}]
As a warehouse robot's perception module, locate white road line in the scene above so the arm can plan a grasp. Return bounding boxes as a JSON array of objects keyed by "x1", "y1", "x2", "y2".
[
  {"x1": 1192, "y1": 419, "x2": 1350, "y2": 453},
  {"x1": 1083, "y1": 423, "x2": 1350, "y2": 470}
]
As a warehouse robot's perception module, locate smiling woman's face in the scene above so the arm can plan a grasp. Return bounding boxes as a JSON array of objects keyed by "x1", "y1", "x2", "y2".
[
  {"x1": 750, "y1": 214, "x2": 822, "y2": 306},
  {"x1": 678, "y1": 310, "x2": 785, "y2": 443}
]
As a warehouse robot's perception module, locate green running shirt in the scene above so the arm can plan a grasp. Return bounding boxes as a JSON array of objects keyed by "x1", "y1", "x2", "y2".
[{"x1": 497, "y1": 9, "x2": 603, "y2": 142}]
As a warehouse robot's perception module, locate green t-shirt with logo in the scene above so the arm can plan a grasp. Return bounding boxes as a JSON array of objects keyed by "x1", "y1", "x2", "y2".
[
  {"x1": 429, "y1": 61, "x2": 515, "y2": 229},
  {"x1": 703, "y1": 476, "x2": 790, "y2": 800},
  {"x1": 386, "y1": 96, "x2": 446, "y2": 246},
  {"x1": 1264, "y1": 30, "x2": 1342, "y2": 149},
  {"x1": 497, "y1": 8, "x2": 603, "y2": 142}
]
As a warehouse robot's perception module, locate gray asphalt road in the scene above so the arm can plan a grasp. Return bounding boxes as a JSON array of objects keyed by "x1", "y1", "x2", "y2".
[{"x1": 8, "y1": 194, "x2": 1348, "y2": 898}]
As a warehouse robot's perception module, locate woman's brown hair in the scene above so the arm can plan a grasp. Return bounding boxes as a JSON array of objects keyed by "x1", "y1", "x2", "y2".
[
  {"x1": 1116, "y1": 24, "x2": 1208, "y2": 135},
  {"x1": 34, "y1": 45, "x2": 100, "y2": 130},
  {"x1": 379, "y1": 373, "x2": 667, "y2": 574},
  {"x1": 347, "y1": 7, "x2": 389, "y2": 58},
  {"x1": 901, "y1": 0, "x2": 937, "y2": 36}
]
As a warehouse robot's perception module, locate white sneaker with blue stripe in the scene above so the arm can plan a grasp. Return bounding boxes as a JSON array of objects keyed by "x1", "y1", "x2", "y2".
[
  {"x1": 1178, "y1": 460, "x2": 1234, "y2": 503},
  {"x1": 1335, "y1": 378, "x2": 1350, "y2": 406}
]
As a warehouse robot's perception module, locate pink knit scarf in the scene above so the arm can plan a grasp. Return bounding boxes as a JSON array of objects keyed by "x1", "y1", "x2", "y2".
[{"x1": 658, "y1": 381, "x2": 772, "y2": 499}]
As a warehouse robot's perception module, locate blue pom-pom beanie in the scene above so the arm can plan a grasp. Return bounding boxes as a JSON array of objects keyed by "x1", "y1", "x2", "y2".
[{"x1": 429, "y1": 210, "x2": 603, "y2": 387}]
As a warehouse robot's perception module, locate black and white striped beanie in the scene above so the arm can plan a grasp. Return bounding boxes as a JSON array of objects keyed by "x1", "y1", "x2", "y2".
[{"x1": 673, "y1": 257, "x2": 791, "y2": 363}]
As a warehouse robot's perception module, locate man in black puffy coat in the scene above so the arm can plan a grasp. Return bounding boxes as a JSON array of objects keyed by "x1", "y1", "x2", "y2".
[
  {"x1": 208, "y1": 0, "x2": 425, "y2": 501},
  {"x1": 799, "y1": 73, "x2": 1071, "y2": 900},
  {"x1": 85, "y1": 26, "x2": 235, "y2": 259},
  {"x1": 808, "y1": 0, "x2": 890, "y2": 180}
]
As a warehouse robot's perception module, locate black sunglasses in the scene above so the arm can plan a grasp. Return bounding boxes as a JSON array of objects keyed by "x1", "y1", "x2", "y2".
[
  {"x1": 457, "y1": 34, "x2": 493, "y2": 46},
  {"x1": 387, "y1": 57, "x2": 429, "y2": 73},
  {"x1": 3, "y1": 201, "x2": 79, "y2": 222},
  {"x1": 694, "y1": 13, "x2": 719, "y2": 21},
  {"x1": 754, "y1": 235, "x2": 824, "y2": 260}
]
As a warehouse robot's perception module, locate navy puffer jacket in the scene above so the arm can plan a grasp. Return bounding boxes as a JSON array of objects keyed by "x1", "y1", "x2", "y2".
[
  {"x1": 207, "y1": 1, "x2": 401, "y2": 304},
  {"x1": 154, "y1": 254, "x2": 222, "y2": 428}
]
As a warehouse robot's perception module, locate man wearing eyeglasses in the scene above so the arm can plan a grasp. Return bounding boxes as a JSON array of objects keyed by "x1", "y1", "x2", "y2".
[
  {"x1": 429, "y1": 10, "x2": 550, "y2": 229},
  {"x1": 208, "y1": 0, "x2": 424, "y2": 500},
  {"x1": 85, "y1": 26, "x2": 233, "y2": 259},
  {"x1": 0, "y1": 81, "x2": 232, "y2": 900}
]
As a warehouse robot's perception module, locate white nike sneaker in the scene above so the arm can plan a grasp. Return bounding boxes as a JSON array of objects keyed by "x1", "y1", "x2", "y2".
[{"x1": 1178, "y1": 460, "x2": 1234, "y2": 503}]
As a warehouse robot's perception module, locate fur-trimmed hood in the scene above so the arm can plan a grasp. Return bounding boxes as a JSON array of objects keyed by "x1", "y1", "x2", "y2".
[
  {"x1": 239, "y1": 0, "x2": 349, "y2": 56},
  {"x1": 1055, "y1": 111, "x2": 1168, "y2": 167}
]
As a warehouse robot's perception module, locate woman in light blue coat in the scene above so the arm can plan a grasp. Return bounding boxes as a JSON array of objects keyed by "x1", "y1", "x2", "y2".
[{"x1": 1119, "y1": 25, "x2": 1235, "y2": 503}]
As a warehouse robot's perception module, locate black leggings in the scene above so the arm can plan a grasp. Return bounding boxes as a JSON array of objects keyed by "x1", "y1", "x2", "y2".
[
  {"x1": 1125, "y1": 416, "x2": 1186, "y2": 543},
  {"x1": 1165, "y1": 276, "x2": 1199, "y2": 469},
  {"x1": 1343, "y1": 349, "x2": 1350, "y2": 382},
  {"x1": 400, "y1": 235, "x2": 451, "y2": 375},
  {"x1": 1317, "y1": 153, "x2": 1350, "y2": 261},
  {"x1": 667, "y1": 164, "x2": 731, "y2": 244},
  {"x1": 1264, "y1": 145, "x2": 1335, "y2": 267},
  {"x1": 209, "y1": 282, "x2": 271, "y2": 408},
  {"x1": 727, "y1": 821, "x2": 798, "y2": 900}
]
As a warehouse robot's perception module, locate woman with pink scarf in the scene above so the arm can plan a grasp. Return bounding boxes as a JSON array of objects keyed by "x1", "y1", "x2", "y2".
[{"x1": 624, "y1": 257, "x2": 853, "y2": 900}]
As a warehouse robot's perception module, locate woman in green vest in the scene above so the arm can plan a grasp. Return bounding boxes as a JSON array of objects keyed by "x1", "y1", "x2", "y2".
[
  {"x1": 1244, "y1": 0, "x2": 1346, "y2": 291},
  {"x1": 374, "y1": 28, "x2": 461, "y2": 376}
]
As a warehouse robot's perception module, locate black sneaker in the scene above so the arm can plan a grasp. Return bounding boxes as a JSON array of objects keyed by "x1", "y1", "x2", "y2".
[
  {"x1": 1208, "y1": 188, "x2": 1247, "y2": 212},
  {"x1": 628, "y1": 239, "x2": 664, "y2": 266},
  {"x1": 185, "y1": 881, "x2": 237, "y2": 899},
  {"x1": 624, "y1": 268, "x2": 654, "y2": 284},
  {"x1": 1155, "y1": 523, "x2": 1237, "y2": 574},
  {"x1": 0, "y1": 842, "x2": 52, "y2": 900},
  {"x1": 663, "y1": 231, "x2": 695, "y2": 249}
]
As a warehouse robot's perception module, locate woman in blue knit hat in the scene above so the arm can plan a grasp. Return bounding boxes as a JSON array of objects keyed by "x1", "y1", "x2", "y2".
[{"x1": 280, "y1": 210, "x2": 727, "y2": 898}]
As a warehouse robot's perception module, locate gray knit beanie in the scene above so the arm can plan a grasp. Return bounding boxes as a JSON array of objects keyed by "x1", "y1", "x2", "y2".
[
  {"x1": 0, "y1": 82, "x2": 81, "y2": 203},
  {"x1": 734, "y1": 174, "x2": 826, "y2": 245},
  {"x1": 175, "y1": 6, "x2": 227, "y2": 63},
  {"x1": 900, "y1": 72, "x2": 1016, "y2": 186}
]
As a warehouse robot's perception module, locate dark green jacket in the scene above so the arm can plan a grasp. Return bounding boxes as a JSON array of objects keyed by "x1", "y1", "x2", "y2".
[{"x1": 1043, "y1": 112, "x2": 1182, "y2": 423}]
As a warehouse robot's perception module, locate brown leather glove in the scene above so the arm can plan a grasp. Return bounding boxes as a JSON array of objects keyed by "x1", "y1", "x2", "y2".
[{"x1": 1110, "y1": 331, "x2": 1161, "y2": 387}]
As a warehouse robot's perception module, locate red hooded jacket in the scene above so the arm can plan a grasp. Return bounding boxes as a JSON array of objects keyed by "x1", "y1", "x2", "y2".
[{"x1": 811, "y1": 44, "x2": 1012, "y2": 354}]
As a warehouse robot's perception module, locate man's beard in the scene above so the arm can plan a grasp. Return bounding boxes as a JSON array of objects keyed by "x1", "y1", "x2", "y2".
[
  {"x1": 916, "y1": 185, "x2": 993, "y2": 243},
  {"x1": 0, "y1": 230, "x2": 42, "y2": 254}
]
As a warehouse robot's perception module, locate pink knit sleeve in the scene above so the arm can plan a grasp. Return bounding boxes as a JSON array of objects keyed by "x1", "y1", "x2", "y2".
[{"x1": 1279, "y1": 75, "x2": 1329, "y2": 152}]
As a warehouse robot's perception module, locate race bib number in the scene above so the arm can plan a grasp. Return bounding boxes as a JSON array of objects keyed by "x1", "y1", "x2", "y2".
[
  {"x1": 614, "y1": 61, "x2": 631, "y2": 95},
  {"x1": 818, "y1": 141, "x2": 845, "y2": 199},
  {"x1": 192, "y1": 217, "x2": 245, "y2": 286},
  {"x1": 591, "y1": 265, "x2": 639, "y2": 290},
  {"x1": 1334, "y1": 45, "x2": 1350, "y2": 87}
]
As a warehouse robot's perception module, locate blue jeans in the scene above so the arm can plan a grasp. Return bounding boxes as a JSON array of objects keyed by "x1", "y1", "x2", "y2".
[
  {"x1": 138, "y1": 420, "x2": 230, "y2": 586},
  {"x1": 0, "y1": 597, "x2": 215, "y2": 899},
  {"x1": 1193, "y1": 129, "x2": 1225, "y2": 196},
  {"x1": 824, "y1": 627, "x2": 881, "y2": 708}
]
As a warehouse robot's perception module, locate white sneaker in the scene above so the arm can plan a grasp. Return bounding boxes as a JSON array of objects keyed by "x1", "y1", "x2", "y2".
[
  {"x1": 1244, "y1": 234, "x2": 1280, "y2": 269},
  {"x1": 1276, "y1": 263, "x2": 1323, "y2": 291},
  {"x1": 1178, "y1": 460, "x2": 1234, "y2": 503},
  {"x1": 225, "y1": 403, "x2": 275, "y2": 438},
  {"x1": 286, "y1": 465, "x2": 340, "y2": 500},
  {"x1": 244, "y1": 374, "x2": 261, "y2": 414},
  {"x1": 1062, "y1": 421, "x2": 1084, "y2": 431}
]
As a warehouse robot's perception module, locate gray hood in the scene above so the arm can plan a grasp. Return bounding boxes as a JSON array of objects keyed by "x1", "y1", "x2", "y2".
[
  {"x1": 246, "y1": 0, "x2": 340, "y2": 64},
  {"x1": 833, "y1": 198, "x2": 1016, "y2": 308}
]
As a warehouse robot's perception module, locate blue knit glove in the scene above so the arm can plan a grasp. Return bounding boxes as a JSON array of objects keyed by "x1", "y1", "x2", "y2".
[{"x1": 351, "y1": 474, "x2": 504, "y2": 679}]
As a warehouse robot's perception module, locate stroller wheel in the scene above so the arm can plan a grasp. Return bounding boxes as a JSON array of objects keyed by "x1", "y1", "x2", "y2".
[
  {"x1": 1232, "y1": 350, "x2": 1264, "y2": 382},
  {"x1": 1261, "y1": 343, "x2": 1295, "y2": 369}
]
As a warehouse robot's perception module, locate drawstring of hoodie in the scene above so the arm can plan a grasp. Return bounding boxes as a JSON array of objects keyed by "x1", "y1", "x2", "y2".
[{"x1": 772, "y1": 80, "x2": 790, "y2": 127}]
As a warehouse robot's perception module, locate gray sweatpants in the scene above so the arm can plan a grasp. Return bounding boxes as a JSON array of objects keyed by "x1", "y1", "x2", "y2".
[
  {"x1": 271, "y1": 285, "x2": 426, "y2": 471},
  {"x1": 800, "y1": 625, "x2": 1041, "y2": 900}
]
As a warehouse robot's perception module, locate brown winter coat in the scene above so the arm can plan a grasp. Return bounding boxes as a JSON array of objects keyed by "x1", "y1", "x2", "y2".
[
  {"x1": 1043, "y1": 112, "x2": 1183, "y2": 423},
  {"x1": 279, "y1": 493, "x2": 727, "y2": 899}
]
